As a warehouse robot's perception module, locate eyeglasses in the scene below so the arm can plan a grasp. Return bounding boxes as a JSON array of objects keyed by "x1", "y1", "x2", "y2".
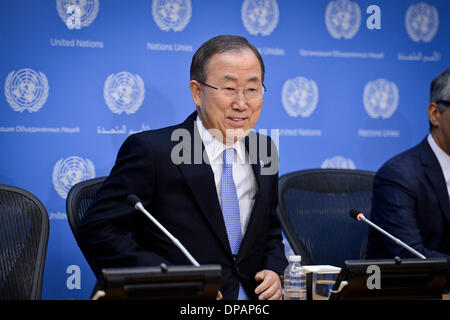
[
  {"x1": 437, "y1": 100, "x2": 450, "y2": 107},
  {"x1": 197, "y1": 80, "x2": 266, "y2": 100},
  {"x1": 436, "y1": 100, "x2": 450, "y2": 113}
]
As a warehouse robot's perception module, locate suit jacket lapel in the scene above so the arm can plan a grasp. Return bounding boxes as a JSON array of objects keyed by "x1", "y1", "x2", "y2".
[
  {"x1": 244, "y1": 131, "x2": 262, "y2": 197},
  {"x1": 420, "y1": 138, "x2": 450, "y2": 223},
  {"x1": 238, "y1": 132, "x2": 269, "y2": 257},
  {"x1": 176, "y1": 112, "x2": 232, "y2": 255}
]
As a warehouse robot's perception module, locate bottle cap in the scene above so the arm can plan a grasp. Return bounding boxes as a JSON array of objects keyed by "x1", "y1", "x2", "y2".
[{"x1": 288, "y1": 255, "x2": 301, "y2": 262}]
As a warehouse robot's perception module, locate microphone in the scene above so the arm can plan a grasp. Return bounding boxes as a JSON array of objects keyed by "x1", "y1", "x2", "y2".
[
  {"x1": 349, "y1": 209, "x2": 426, "y2": 260},
  {"x1": 127, "y1": 194, "x2": 200, "y2": 267}
]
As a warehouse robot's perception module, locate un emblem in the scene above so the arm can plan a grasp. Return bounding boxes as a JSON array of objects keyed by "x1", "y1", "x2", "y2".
[
  {"x1": 281, "y1": 77, "x2": 319, "y2": 118},
  {"x1": 363, "y1": 79, "x2": 399, "y2": 119},
  {"x1": 52, "y1": 156, "x2": 96, "y2": 199},
  {"x1": 152, "y1": 0, "x2": 192, "y2": 32},
  {"x1": 321, "y1": 156, "x2": 356, "y2": 169},
  {"x1": 405, "y1": 2, "x2": 439, "y2": 43},
  {"x1": 325, "y1": 0, "x2": 361, "y2": 40},
  {"x1": 4, "y1": 68, "x2": 49, "y2": 113},
  {"x1": 56, "y1": 0, "x2": 99, "y2": 29},
  {"x1": 241, "y1": 0, "x2": 279, "y2": 36},
  {"x1": 104, "y1": 72, "x2": 145, "y2": 115}
]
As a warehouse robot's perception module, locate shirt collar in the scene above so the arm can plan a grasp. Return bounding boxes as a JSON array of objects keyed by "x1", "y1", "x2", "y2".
[
  {"x1": 196, "y1": 115, "x2": 247, "y2": 164},
  {"x1": 427, "y1": 133, "x2": 450, "y2": 183}
]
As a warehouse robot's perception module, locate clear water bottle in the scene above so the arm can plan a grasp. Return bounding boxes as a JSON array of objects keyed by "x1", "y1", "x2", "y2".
[{"x1": 283, "y1": 255, "x2": 306, "y2": 300}]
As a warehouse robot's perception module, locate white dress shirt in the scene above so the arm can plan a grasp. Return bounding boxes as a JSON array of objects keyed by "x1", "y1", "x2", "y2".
[
  {"x1": 196, "y1": 116, "x2": 258, "y2": 236},
  {"x1": 427, "y1": 133, "x2": 450, "y2": 201}
]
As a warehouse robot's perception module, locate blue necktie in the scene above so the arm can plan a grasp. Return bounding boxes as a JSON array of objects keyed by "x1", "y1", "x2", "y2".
[{"x1": 221, "y1": 148, "x2": 249, "y2": 300}]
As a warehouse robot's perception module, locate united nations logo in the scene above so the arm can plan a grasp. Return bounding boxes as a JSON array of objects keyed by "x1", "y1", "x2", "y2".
[
  {"x1": 321, "y1": 156, "x2": 356, "y2": 169},
  {"x1": 152, "y1": 0, "x2": 192, "y2": 32},
  {"x1": 405, "y1": 2, "x2": 439, "y2": 43},
  {"x1": 52, "y1": 156, "x2": 96, "y2": 199},
  {"x1": 104, "y1": 72, "x2": 145, "y2": 115},
  {"x1": 281, "y1": 77, "x2": 319, "y2": 118},
  {"x1": 4, "y1": 68, "x2": 49, "y2": 113},
  {"x1": 325, "y1": 0, "x2": 361, "y2": 40},
  {"x1": 363, "y1": 79, "x2": 399, "y2": 119},
  {"x1": 241, "y1": 0, "x2": 279, "y2": 36},
  {"x1": 56, "y1": 0, "x2": 99, "y2": 29}
]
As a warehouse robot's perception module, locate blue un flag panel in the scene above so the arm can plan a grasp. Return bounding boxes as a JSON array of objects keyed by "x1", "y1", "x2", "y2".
[{"x1": 0, "y1": 0, "x2": 448, "y2": 299}]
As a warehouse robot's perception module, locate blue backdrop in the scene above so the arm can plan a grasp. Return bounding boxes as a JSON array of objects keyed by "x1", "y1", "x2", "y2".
[{"x1": 0, "y1": 0, "x2": 448, "y2": 299}]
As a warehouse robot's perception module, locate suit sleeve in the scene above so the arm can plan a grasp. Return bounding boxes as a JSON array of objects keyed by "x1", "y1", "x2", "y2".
[
  {"x1": 261, "y1": 137, "x2": 288, "y2": 274},
  {"x1": 76, "y1": 133, "x2": 171, "y2": 278},
  {"x1": 371, "y1": 162, "x2": 450, "y2": 261}
]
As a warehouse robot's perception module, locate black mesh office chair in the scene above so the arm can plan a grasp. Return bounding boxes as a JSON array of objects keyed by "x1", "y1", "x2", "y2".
[
  {"x1": 66, "y1": 177, "x2": 106, "y2": 237},
  {"x1": 277, "y1": 169, "x2": 375, "y2": 268},
  {"x1": 0, "y1": 185, "x2": 49, "y2": 299}
]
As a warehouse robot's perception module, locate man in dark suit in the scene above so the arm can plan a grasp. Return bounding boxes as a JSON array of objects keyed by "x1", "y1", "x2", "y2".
[
  {"x1": 77, "y1": 35, "x2": 288, "y2": 300},
  {"x1": 366, "y1": 69, "x2": 450, "y2": 287}
]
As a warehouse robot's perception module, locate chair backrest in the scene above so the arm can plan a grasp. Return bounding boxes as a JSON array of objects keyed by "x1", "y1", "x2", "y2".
[
  {"x1": 66, "y1": 177, "x2": 106, "y2": 237},
  {"x1": 278, "y1": 169, "x2": 375, "y2": 267},
  {"x1": 0, "y1": 184, "x2": 49, "y2": 299}
]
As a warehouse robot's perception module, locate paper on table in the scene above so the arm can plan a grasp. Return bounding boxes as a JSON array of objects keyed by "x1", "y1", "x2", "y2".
[{"x1": 302, "y1": 265, "x2": 341, "y2": 274}]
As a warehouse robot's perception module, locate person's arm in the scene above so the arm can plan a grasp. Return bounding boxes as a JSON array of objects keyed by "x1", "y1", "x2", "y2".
[
  {"x1": 253, "y1": 154, "x2": 286, "y2": 300},
  {"x1": 261, "y1": 174, "x2": 288, "y2": 274},
  {"x1": 259, "y1": 135, "x2": 288, "y2": 273},
  {"x1": 76, "y1": 133, "x2": 170, "y2": 278},
  {"x1": 254, "y1": 188, "x2": 285, "y2": 300}
]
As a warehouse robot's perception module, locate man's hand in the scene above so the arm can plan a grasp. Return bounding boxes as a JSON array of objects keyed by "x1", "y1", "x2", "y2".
[
  {"x1": 217, "y1": 290, "x2": 222, "y2": 300},
  {"x1": 254, "y1": 270, "x2": 282, "y2": 300}
]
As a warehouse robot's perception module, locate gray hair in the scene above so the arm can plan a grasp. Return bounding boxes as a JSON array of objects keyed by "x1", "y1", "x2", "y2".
[
  {"x1": 430, "y1": 68, "x2": 450, "y2": 112},
  {"x1": 190, "y1": 35, "x2": 265, "y2": 83}
]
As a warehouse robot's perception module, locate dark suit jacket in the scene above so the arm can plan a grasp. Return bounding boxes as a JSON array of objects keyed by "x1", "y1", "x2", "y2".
[
  {"x1": 366, "y1": 137, "x2": 450, "y2": 286},
  {"x1": 76, "y1": 111, "x2": 288, "y2": 299}
]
